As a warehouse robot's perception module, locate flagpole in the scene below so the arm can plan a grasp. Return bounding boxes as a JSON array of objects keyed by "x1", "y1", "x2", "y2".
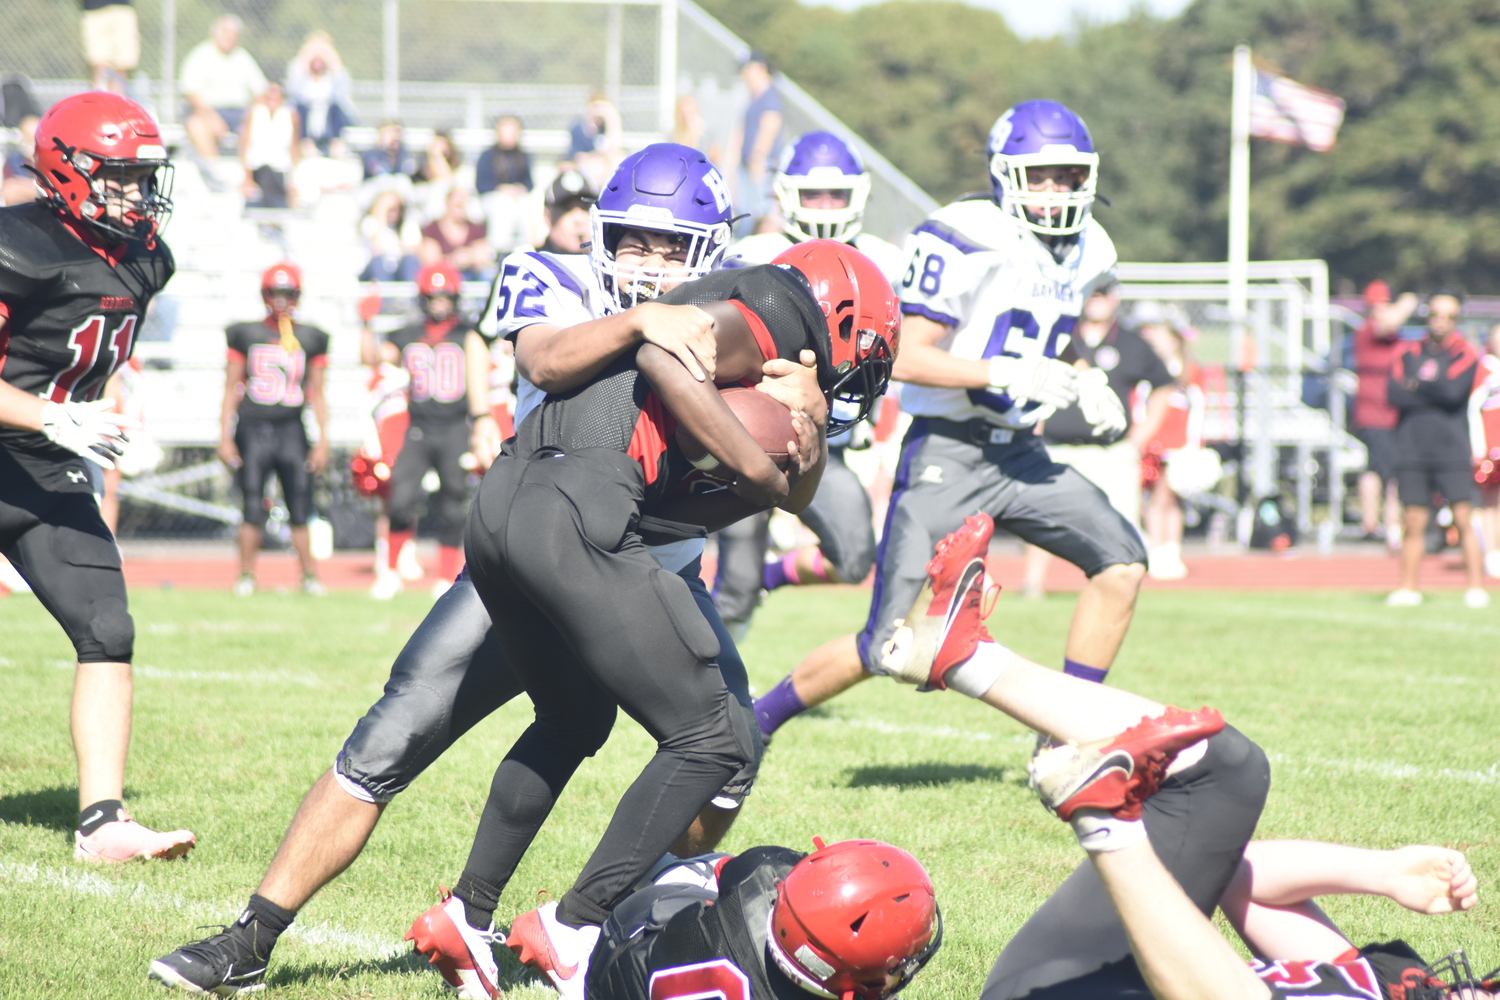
[{"x1": 1229, "y1": 44, "x2": 1251, "y2": 370}]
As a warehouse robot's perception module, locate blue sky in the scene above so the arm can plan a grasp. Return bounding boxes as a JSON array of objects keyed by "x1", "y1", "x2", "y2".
[{"x1": 813, "y1": 0, "x2": 1194, "y2": 39}]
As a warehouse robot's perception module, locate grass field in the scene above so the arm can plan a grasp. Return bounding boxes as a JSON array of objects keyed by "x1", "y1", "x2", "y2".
[{"x1": 1, "y1": 585, "x2": 1496, "y2": 999}]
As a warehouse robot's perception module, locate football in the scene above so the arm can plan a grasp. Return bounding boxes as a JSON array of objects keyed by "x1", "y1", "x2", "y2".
[{"x1": 676, "y1": 385, "x2": 797, "y2": 477}]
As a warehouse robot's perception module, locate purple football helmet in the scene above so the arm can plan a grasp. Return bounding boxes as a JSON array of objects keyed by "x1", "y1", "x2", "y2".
[
  {"x1": 773, "y1": 131, "x2": 871, "y2": 243},
  {"x1": 590, "y1": 142, "x2": 734, "y2": 310},
  {"x1": 987, "y1": 100, "x2": 1099, "y2": 237}
]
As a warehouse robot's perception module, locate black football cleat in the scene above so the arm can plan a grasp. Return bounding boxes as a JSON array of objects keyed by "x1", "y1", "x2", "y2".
[{"x1": 149, "y1": 925, "x2": 270, "y2": 996}]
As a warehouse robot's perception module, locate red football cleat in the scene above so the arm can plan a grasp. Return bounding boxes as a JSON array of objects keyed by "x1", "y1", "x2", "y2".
[
  {"x1": 1030, "y1": 706, "x2": 1227, "y2": 822},
  {"x1": 507, "y1": 900, "x2": 599, "y2": 1000},
  {"x1": 880, "y1": 514, "x2": 1000, "y2": 689},
  {"x1": 405, "y1": 890, "x2": 503, "y2": 999}
]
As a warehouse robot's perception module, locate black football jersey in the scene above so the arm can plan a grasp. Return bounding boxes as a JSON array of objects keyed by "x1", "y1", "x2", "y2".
[
  {"x1": 587, "y1": 847, "x2": 809, "y2": 1000},
  {"x1": 511, "y1": 265, "x2": 831, "y2": 505},
  {"x1": 385, "y1": 318, "x2": 473, "y2": 423},
  {"x1": 0, "y1": 201, "x2": 174, "y2": 491},
  {"x1": 225, "y1": 320, "x2": 330, "y2": 422}
]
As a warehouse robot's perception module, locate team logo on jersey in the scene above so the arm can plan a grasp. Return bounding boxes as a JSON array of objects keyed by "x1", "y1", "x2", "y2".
[
  {"x1": 1093, "y1": 345, "x2": 1120, "y2": 372},
  {"x1": 66, "y1": 468, "x2": 89, "y2": 483},
  {"x1": 920, "y1": 465, "x2": 944, "y2": 484},
  {"x1": 100, "y1": 296, "x2": 136, "y2": 310}
]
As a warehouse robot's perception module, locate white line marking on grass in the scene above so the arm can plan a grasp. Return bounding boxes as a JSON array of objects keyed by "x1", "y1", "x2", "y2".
[
  {"x1": 1253, "y1": 608, "x2": 1500, "y2": 637},
  {"x1": 0, "y1": 861, "x2": 402, "y2": 958},
  {"x1": 46, "y1": 661, "x2": 322, "y2": 686},
  {"x1": 1269, "y1": 752, "x2": 1500, "y2": 786}
]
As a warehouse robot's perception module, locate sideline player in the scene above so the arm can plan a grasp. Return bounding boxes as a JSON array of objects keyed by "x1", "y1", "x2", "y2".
[
  {"x1": 218, "y1": 261, "x2": 330, "y2": 596},
  {"x1": 714, "y1": 131, "x2": 905, "y2": 638},
  {"x1": 1003, "y1": 695, "x2": 1488, "y2": 999},
  {"x1": 754, "y1": 99, "x2": 1141, "y2": 743},
  {"x1": 145, "y1": 145, "x2": 848, "y2": 996},
  {"x1": 360, "y1": 261, "x2": 487, "y2": 598},
  {"x1": 0, "y1": 92, "x2": 194, "y2": 861},
  {"x1": 588, "y1": 838, "x2": 940, "y2": 1000}
]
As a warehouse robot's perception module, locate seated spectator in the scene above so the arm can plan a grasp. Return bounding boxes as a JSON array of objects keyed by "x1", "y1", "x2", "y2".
[
  {"x1": 420, "y1": 186, "x2": 491, "y2": 280},
  {"x1": 181, "y1": 15, "x2": 268, "y2": 159},
  {"x1": 1, "y1": 113, "x2": 39, "y2": 206},
  {"x1": 411, "y1": 129, "x2": 469, "y2": 224},
  {"x1": 538, "y1": 169, "x2": 595, "y2": 253},
  {"x1": 362, "y1": 120, "x2": 420, "y2": 181},
  {"x1": 240, "y1": 83, "x2": 301, "y2": 209},
  {"x1": 80, "y1": 0, "x2": 139, "y2": 95},
  {"x1": 567, "y1": 92, "x2": 622, "y2": 190},
  {"x1": 475, "y1": 116, "x2": 533, "y2": 252},
  {"x1": 359, "y1": 189, "x2": 421, "y2": 282},
  {"x1": 286, "y1": 31, "x2": 355, "y2": 156}
]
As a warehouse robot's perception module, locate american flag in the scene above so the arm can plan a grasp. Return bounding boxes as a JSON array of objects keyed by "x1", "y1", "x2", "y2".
[{"x1": 1249, "y1": 69, "x2": 1346, "y2": 152}]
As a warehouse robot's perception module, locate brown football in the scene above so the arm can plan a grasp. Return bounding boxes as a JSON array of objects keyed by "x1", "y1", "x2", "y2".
[{"x1": 676, "y1": 385, "x2": 796, "y2": 477}]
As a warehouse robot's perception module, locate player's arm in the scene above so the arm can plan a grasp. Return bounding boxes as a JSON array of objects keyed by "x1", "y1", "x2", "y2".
[
  {"x1": 465, "y1": 329, "x2": 503, "y2": 466},
  {"x1": 304, "y1": 361, "x2": 329, "y2": 474},
  {"x1": 638, "y1": 342, "x2": 789, "y2": 506},
  {"x1": 219, "y1": 354, "x2": 247, "y2": 469},
  {"x1": 515, "y1": 299, "x2": 718, "y2": 392},
  {"x1": 892, "y1": 313, "x2": 989, "y2": 388}
]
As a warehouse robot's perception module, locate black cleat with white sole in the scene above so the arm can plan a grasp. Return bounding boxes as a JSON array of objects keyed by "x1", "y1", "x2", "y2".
[{"x1": 149, "y1": 925, "x2": 270, "y2": 996}]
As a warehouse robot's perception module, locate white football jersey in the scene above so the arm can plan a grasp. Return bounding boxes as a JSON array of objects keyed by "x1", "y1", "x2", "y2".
[
  {"x1": 483, "y1": 249, "x2": 702, "y2": 571},
  {"x1": 896, "y1": 197, "x2": 1117, "y2": 428},
  {"x1": 728, "y1": 231, "x2": 907, "y2": 285}
]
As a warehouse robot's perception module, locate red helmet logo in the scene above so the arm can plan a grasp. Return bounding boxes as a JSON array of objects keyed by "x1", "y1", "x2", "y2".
[
  {"x1": 770, "y1": 839, "x2": 940, "y2": 1000},
  {"x1": 773, "y1": 240, "x2": 899, "y2": 432},
  {"x1": 33, "y1": 92, "x2": 173, "y2": 244},
  {"x1": 417, "y1": 261, "x2": 462, "y2": 297},
  {"x1": 262, "y1": 261, "x2": 303, "y2": 295}
]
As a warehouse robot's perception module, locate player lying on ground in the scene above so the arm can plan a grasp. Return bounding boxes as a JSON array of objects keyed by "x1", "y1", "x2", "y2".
[
  {"x1": 147, "y1": 145, "x2": 849, "y2": 998},
  {"x1": 404, "y1": 236, "x2": 897, "y2": 1000},
  {"x1": 754, "y1": 99, "x2": 1140, "y2": 747},
  {"x1": 991, "y1": 686, "x2": 1488, "y2": 998},
  {"x1": 0, "y1": 91, "x2": 194, "y2": 862}
]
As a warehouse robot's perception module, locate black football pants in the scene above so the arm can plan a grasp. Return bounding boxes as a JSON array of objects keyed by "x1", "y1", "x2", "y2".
[
  {"x1": 462, "y1": 447, "x2": 755, "y2": 927},
  {"x1": 387, "y1": 418, "x2": 470, "y2": 545}
]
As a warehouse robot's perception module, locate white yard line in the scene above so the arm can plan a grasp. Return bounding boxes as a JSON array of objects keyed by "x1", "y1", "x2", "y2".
[
  {"x1": 1268, "y1": 752, "x2": 1500, "y2": 787},
  {"x1": 1248, "y1": 607, "x2": 1500, "y2": 637}
]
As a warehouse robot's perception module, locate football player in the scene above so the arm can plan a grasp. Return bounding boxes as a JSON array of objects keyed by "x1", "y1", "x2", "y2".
[
  {"x1": 359, "y1": 260, "x2": 488, "y2": 598},
  {"x1": 754, "y1": 99, "x2": 1143, "y2": 743},
  {"x1": 219, "y1": 261, "x2": 331, "y2": 596},
  {"x1": 146, "y1": 146, "x2": 871, "y2": 998},
  {"x1": 714, "y1": 131, "x2": 904, "y2": 639},
  {"x1": 587, "y1": 838, "x2": 940, "y2": 1000},
  {"x1": 0, "y1": 92, "x2": 194, "y2": 861}
]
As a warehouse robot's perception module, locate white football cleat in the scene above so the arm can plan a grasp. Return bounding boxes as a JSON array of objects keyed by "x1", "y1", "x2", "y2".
[
  {"x1": 75, "y1": 812, "x2": 195, "y2": 862},
  {"x1": 397, "y1": 540, "x2": 425, "y2": 581},
  {"x1": 1464, "y1": 587, "x2": 1490, "y2": 609},
  {"x1": 1385, "y1": 588, "x2": 1422, "y2": 607},
  {"x1": 406, "y1": 891, "x2": 504, "y2": 999},
  {"x1": 233, "y1": 574, "x2": 256, "y2": 597},
  {"x1": 370, "y1": 571, "x2": 404, "y2": 600},
  {"x1": 507, "y1": 900, "x2": 600, "y2": 1000}
]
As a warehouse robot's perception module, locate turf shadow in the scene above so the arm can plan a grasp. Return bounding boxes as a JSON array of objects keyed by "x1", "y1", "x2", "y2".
[
  {"x1": 269, "y1": 949, "x2": 426, "y2": 986},
  {"x1": 845, "y1": 762, "x2": 1010, "y2": 789},
  {"x1": 0, "y1": 786, "x2": 80, "y2": 832}
]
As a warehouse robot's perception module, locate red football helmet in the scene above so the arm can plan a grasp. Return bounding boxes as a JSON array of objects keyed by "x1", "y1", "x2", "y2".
[
  {"x1": 32, "y1": 91, "x2": 173, "y2": 244},
  {"x1": 262, "y1": 261, "x2": 302, "y2": 311},
  {"x1": 773, "y1": 239, "x2": 899, "y2": 432},
  {"x1": 769, "y1": 839, "x2": 941, "y2": 1000},
  {"x1": 417, "y1": 261, "x2": 462, "y2": 298}
]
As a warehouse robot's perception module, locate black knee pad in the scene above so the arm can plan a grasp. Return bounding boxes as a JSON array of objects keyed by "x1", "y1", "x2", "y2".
[{"x1": 83, "y1": 596, "x2": 134, "y2": 663}]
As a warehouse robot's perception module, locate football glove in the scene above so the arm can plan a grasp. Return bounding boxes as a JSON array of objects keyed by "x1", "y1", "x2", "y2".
[
  {"x1": 40, "y1": 399, "x2": 136, "y2": 470},
  {"x1": 1076, "y1": 368, "x2": 1127, "y2": 441},
  {"x1": 989, "y1": 356, "x2": 1078, "y2": 410}
]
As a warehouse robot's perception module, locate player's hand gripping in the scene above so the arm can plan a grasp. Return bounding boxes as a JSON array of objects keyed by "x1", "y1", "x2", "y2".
[
  {"x1": 40, "y1": 399, "x2": 137, "y2": 470},
  {"x1": 756, "y1": 350, "x2": 829, "y2": 429},
  {"x1": 1076, "y1": 367, "x2": 1127, "y2": 440},
  {"x1": 635, "y1": 302, "x2": 716, "y2": 382},
  {"x1": 989, "y1": 355, "x2": 1079, "y2": 410}
]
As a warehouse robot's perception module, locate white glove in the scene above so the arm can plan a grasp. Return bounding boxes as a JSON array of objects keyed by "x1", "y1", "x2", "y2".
[
  {"x1": 989, "y1": 356, "x2": 1079, "y2": 410},
  {"x1": 39, "y1": 399, "x2": 136, "y2": 470},
  {"x1": 1076, "y1": 368, "x2": 1127, "y2": 441}
]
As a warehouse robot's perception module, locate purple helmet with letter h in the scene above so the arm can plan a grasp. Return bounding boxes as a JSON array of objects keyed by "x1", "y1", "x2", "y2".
[
  {"x1": 987, "y1": 100, "x2": 1099, "y2": 237},
  {"x1": 773, "y1": 131, "x2": 871, "y2": 243},
  {"x1": 590, "y1": 142, "x2": 734, "y2": 310}
]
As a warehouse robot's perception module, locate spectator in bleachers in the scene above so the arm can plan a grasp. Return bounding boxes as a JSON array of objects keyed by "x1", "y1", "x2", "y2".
[
  {"x1": 1386, "y1": 291, "x2": 1486, "y2": 608},
  {"x1": 567, "y1": 92, "x2": 623, "y2": 190},
  {"x1": 286, "y1": 31, "x2": 355, "y2": 157},
  {"x1": 358, "y1": 189, "x2": 421, "y2": 282},
  {"x1": 362, "y1": 120, "x2": 420, "y2": 182},
  {"x1": 1469, "y1": 323, "x2": 1500, "y2": 578},
  {"x1": 420, "y1": 186, "x2": 491, "y2": 280},
  {"x1": 727, "y1": 52, "x2": 784, "y2": 236},
  {"x1": 80, "y1": 0, "x2": 138, "y2": 95},
  {"x1": 181, "y1": 15, "x2": 268, "y2": 159},
  {"x1": 1353, "y1": 279, "x2": 1418, "y2": 547},
  {"x1": 538, "y1": 170, "x2": 594, "y2": 253},
  {"x1": 1, "y1": 114, "x2": 39, "y2": 206},
  {"x1": 239, "y1": 83, "x2": 300, "y2": 209},
  {"x1": 476, "y1": 116, "x2": 533, "y2": 252},
  {"x1": 411, "y1": 129, "x2": 468, "y2": 224}
]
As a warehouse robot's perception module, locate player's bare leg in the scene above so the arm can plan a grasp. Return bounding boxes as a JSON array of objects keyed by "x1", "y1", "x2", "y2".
[
  {"x1": 788, "y1": 634, "x2": 871, "y2": 706},
  {"x1": 289, "y1": 525, "x2": 320, "y2": 584},
  {"x1": 1063, "y1": 561, "x2": 1145, "y2": 677},
  {"x1": 1397, "y1": 504, "x2": 1429, "y2": 594},
  {"x1": 1451, "y1": 500, "x2": 1486, "y2": 593},
  {"x1": 1021, "y1": 543, "x2": 1052, "y2": 599},
  {"x1": 237, "y1": 523, "x2": 261, "y2": 585},
  {"x1": 257, "y1": 769, "x2": 385, "y2": 911},
  {"x1": 73, "y1": 661, "x2": 131, "y2": 807}
]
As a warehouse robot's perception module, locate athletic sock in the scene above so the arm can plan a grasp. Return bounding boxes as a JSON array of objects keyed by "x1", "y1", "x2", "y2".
[
  {"x1": 944, "y1": 641, "x2": 1012, "y2": 699},
  {"x1": 762, "y1": 552, "x2": 796, "y2": 591},
  {"x1": 453, "y1": 871, "x2": 502, "y2": 931},
  {"x1": 1063, "y1": 658, "x2": 1108, "y2": 684},
  {"x1": 753, "y1": 675, "x2": 807, "y2": 739},
  {"x1": 387, "y1": 529, "x2": 415, "y2": 571},
  {"x1": 231, "y1": 894, "x2": 295, "y2": 959},
  {"x1": 437, "y1": 544, "x2": 463, "y2": 582},
  {"x1": 77, "y1": 799, "x2": 124, "y2": 835}
]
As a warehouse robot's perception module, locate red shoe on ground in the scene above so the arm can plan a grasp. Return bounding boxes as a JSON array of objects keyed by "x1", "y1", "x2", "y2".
[
  {"x1": 507, "y1": 900, "x2": 599, "y2": 1000},
  {"x1": 405, "y1": 890, "x2": 503, "y2": 999}
]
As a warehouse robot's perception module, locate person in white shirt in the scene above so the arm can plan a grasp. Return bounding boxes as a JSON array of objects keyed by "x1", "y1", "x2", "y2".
[{"x1": 180, "y1": 15, "x2": 268, "y2": 159}]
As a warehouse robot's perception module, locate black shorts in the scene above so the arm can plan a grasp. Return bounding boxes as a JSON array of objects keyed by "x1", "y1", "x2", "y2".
[
  {"x1": 1396, "y1": 465, "x2": 1477, "y2": 508},
  {"x1": 0, "y1": 447, "x2": 133, "y2": 663},
  {"x1": 235, "y1": 417, "x2": 312, "y2": 527},
  {"x1": 1355, "y1": 427, "x2": 1397, "y2": 483}
]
